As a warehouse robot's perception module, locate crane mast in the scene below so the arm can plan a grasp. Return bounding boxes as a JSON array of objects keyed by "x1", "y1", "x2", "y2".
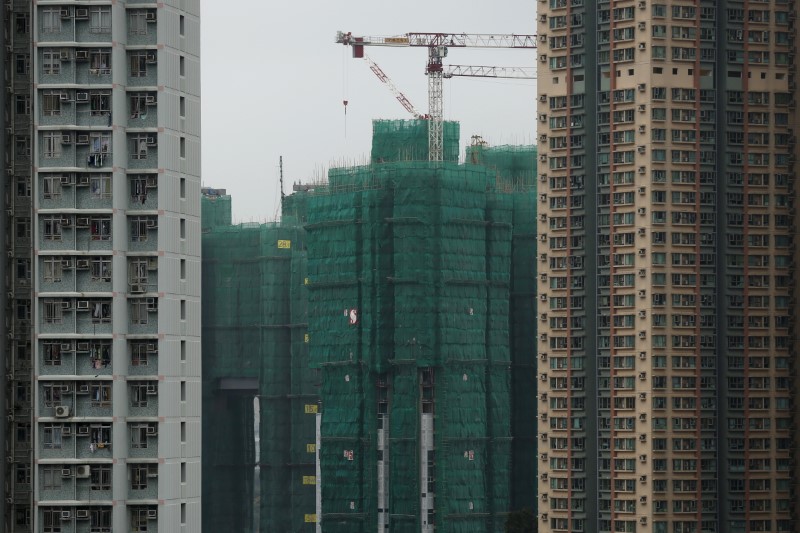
[{"x1": 336, "y1": 31, "x2": 537, "y2": 161}]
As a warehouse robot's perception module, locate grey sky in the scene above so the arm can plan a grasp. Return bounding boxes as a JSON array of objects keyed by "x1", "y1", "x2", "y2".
[{"x1": 201, "y1": 0, "x2": 537, "y2": 221}]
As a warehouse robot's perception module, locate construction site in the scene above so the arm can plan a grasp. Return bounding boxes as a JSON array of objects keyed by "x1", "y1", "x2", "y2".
[{"x1": 200, "y1": 29, "x2": 538, "y2": 533}]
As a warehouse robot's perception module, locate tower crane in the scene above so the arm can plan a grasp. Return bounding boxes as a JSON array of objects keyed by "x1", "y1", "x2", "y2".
[{"x1": 336, "y1": 31, "x2": 538, "y2": 161}]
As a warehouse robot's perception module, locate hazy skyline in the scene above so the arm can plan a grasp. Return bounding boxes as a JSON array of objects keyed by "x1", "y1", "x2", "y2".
[{"x1": 201, "y1": 0, "x2": 537, "y2": 221}]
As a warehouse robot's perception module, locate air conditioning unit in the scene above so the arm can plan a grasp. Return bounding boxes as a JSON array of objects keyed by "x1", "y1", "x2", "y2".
[
  {"x1": 75, "y1": 8, "x2": 89, "y2": 19},
  {"x1": 540, "y1": 413, "x2": 548, "y2": 421},
  {"x1": 76, "y1": 509, "x2": 89, "y2": 519},
  {"x1": 60, "y1": 49, "x2": 71, "y2": 60},
  {"x1": 539, "y1": 214, "x2": 547, "y2": 222},
  {"x1": 539, "y1": 34, "x2": 547, "y2": 42},
  {"x1": 639, "y1": 372, "x2": 647, "y2": 380},
  {"x1": 78, "y1": 384, "x2": 90, "y2": 394},
  {"x1": 539, "y1": 153, "x2": 548, "y2": 162},
  {"x1": 639, "y1": 496, "x2": 647, "y2": 504},
  {"x1": 146, "y1": 425, "x2": 157, "y2": 436},
  {"x1": 539, "y1": 234, "x2": 548, "y2": 242},
  {"x1": 77, "y1": 300, "x2": 89, "y2": 310},
  {"x1": 639, "y1": 392, "x2": 647, "y2": 400},
  {"x1": 146, "y1": 297, "x2": 158, "y2": 310},
  {"x1": 541, "y1": 493, "x2": 548, "y2": 502},
  {"x1": 62, "y1": 425, "x2": 72, "y2": 436},
  {"x1": 539, "y1": 333, "x2": 548, "y2": 341},
  {"x1": 541, "y1": 513, "x2": 548, "y2": 521},
  {"x1": 146, "y1": 11, "x2": 157, "y2": 22},
  {"x1": 146, "y1": 95, "x2": 157, "y2": 105},
  {"x1": 638, "y1": 249, "x2": 646, "y2": 256},
  {"x1": 76, "y1": 134, "x2": 89, "y2": 145},
  {"x1": 539, "y1": 55, "x2": 547, "y2": 64},
  {"x1": 539, "y1": 273, "x2": 547, "y2": 282},
  {"x1": 75, "y1": 465, "x2": 90, "y2": 478},
  {"x1": 540, "y1": 393, "x2": 547, "y2": 401},
  {"x1": 637, "y1": 207, "x2": 646, "y2": 215},
  {"x1": 539, "y1": 174, "x2": 547, "y2": 183},
  {"x1": 638, "y1": 166, "x2": 646, "y2": 174},
  {"x1": 539, "y1": 193, "x2": 547, "y2": 202},
  {"x1": 640, "y1": 517, "x2": 647, "y2": 525},
  {"x1": 539, "y1": 14, "x2": 547, "y2": 22},
  {"x1": 540, "y1": 473, "x2": 548, "y2": 481},
  {"x1": 78, "y1": 175, "x2": 90, "y2": 186},
  {"x1": 638, "y1": 104, "x2": 646, "y2": 113},
  {"x1": 146, "y1": 175, "x2": 158, "y2": 187},
  {"x1": 540, "y1": 313, "x2": 548, "y2": 322},
  {"x1": 540, "y1": 373, "x2": 548, "y2": 381},
  {"x1": 538, "y1": 134, "x2": 547, "y2": 143},
  {"x1": 638, "y1": 289, "x2": 646, "y2": 297},
  {"x1": 539, "y1": 294, "x2": 547, "y2": 302},
  {"x1": 638, "y1": 21, "x2": 646, "y2": 30},
  {"x1": 539, "y1": 352, "x2": 548, "y2": 361},
  {"x1": 639, "y1": 351, "x2": 647, "y2": 360},
  {"x1": 637, "y1": 83, "x2": 646, "y2": 92},
  {"x1": 76, "y1": 259, "x2": 90, "y2": 269},
  {"x1": 146, "y1": 383, "x2": 158, "y2": 394},
  {"x1": 146, "y1": 51, "x2": 157, "y2": 64},
  {"x1": 130, "y1": 284, "x2": 145, "y2": 294},
  {"x1": 638, "y1": 310, "x2": 646, "y2": 318},
  {"x1": 638, "y1": 42, "x2": 646, "y2": 50},
  {"x1": 539, "y1": 253, "x2": 547, "y2": 261},
  {"x1": 61, "y1": 133, "x2": 73, "y2": 144},
  {"x1": 638, "y1": 435, "x2": 646, "y2": 443},
  {"x1": 75, "y1": 50, "x2": 89, "y2": 60},
  {"x1": 77, "y1": 425, "x2": 90, "y2": 435},
  {"x1": 147, "y1": 509, "x2": 158, "y2": 519},
  {"x1": 146, "y1": 343, "x2": 158, "y2": 352},
  {"x1": 639, "y1": 454, "x2": 647, "y2": 462},
  {"x1": 61, "y1": 468, "x2": 72, "y2": 477},
  {"x1": 637, "y1": 145, "x2": 646, "y2": 154},
  {"x1": 637, "y1": 228, "x2": 646, "y2": 237},
  {"x1": 55, "y1": 405, "x2": 71, "y2": 418},
  {"x1": 538, "y1": 113, "x2": 547, "y2": 122},
  {"x1": 538, "y1": 95, "x2": 547, "y2": 103},
  {"x1": 60, "y1": 510, "x2": 71, "y2": 520},
  {"x1": 60, "y1": 7, "x2": 72, "y2": 18},
  {"x1": 638, "y1": 125, "x2": 646, "y2": 133}
]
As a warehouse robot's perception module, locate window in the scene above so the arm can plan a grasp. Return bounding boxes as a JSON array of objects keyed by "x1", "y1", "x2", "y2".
[
  {"x1": 89, "y1": 7, "x2": 111, "y2": 33},
  {"x1": 180, "y1": 137, "x2": 186, "y2": 158},
  {"x1": 42, "y1": 175, "x2": 62, "y2": 200},
  {"x1": 180, "y1": 55, "x2": 185, "y2": 76},
  {"x1": 43, "y1": 257, "x2": 63, "y2": 282},
  {"x1": 131, "y1": 300, "x2": 150, "y2": 325},
  {"x1": 129, "y1": 10, "x2": 148, "y2": 35},
  {"x1": 42, "y1": 466, "x2": 63, "y2": 491},
  {"x1": 42, "y1": 383, "x2": 62, "y2": 407},
  {"x1": 91, "y1": 257, "x2": 112, "y2": 281},
  {"x1": 43, "y1": 300, "x2": 64, "y2": 324},
  {"x1": 90, "y1": 382, "x2": 111, "y2": 406},
  {"x1": 180, "y1": 178, "x2": 186, "y2": 198},
  {"x1": 180, "y1": 15, "x2": 185, "y2": 36},
  {"x1": 130, "y1": 381, "x2": 154, "y2": 407},
  {"x1": 16, "y1": 259, "x2": 31, "y2": 283},
  {"x1": 42, "y1": 424, "x2": 63, "y2": 449},
  {"x1": 43, "y1": 342, "x2": 62, "y2": 366},
  {"x1": 131, "y1": 134, "x2": 153, "y2": 159},
  {"x1": 15, "y1": 95, "x2": 30, "y2": 115},
  {"x1": 131, "y1": 464, "x2": 156, "y2": 490},
  {"x1": 42, "y1": 50, "x2": 61, "y2": 75},
  {"x1": 180, "y1": 96, "x2": 186, "y2": 117},
  {"x1": 43, "y1": 132, "x2": 62, "y2": 158},
  {"x1": 15, "y1": 218, "x2": 30, "y2": 240},
  {"x1": 89, "y1": 50, "x2": 111, "y2": 74},
  {"x1": 42, "y1": 91, "x2": 62, "y2": 116},
  {"x1": 131, "y1": 424, "x2": 152, "y2": 449},
  {"x1": 90, "y1": 217, "x2": 111, "y2": 241},
  {"x1": 131, "y1": 507, "x2": 153, "y2": 531},
  {"x1": 180, "y1": 218, "x2": 186, "y2": 239},
  {"x1": 90, "y1": 301, "x2": 111, "y2": 324},
  {"x1": 90, "y1": 175, "x2": 112, "y2": 198},
  {"x1": 130, "y1": 258, "x2": 149, "y2": 286},
  {"x1": 129, "y1": 93, "x2": 153, "y2": 119},
  {"x1": 15, "y1": 54, "x2": 29, "y2": 75},
  {"x1": 89, "y1": 342, "x2": 111, "y2": 368},
  {"x1": 180, "y1": 259, "x2": 186, "y2": 280},
  {"x1": 90, "y1": 464, "x2": 111, "y2": 490},
  {"x1": 43, "y1": 216, "x2": 63, "y2": 241},
  {"x1": 90, "y1": 91, "x2": 111, "y2": 116},
  {"x1": 131, "y1": 342, "x2": 151, "y2": 366},
  {"x1": 41, "y1": 8, "x2": 62, "y2": 33},
  {"x1": 90, "y1": 508, "x2": 112, "y2": 533},
  {"x1": 131, "y1": 216, "x2": 155, "y2": 241},
  {"x1": 130, "y1": 51, "x2": 149, "y2": 77},
  {"x1": 15, "y1": 13, "x2": 29, "y2": 34},
  {"x1": 15, "y1": 136, "x2": 30, "y2": 157},
  {"x1": 89, "y1": 424, "x2": 111, "y2": 446}
]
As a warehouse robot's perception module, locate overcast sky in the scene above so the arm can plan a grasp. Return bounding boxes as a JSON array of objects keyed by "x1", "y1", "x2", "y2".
[{"x1": 200, "y1": 0, "x2": 537, "y2": 221}]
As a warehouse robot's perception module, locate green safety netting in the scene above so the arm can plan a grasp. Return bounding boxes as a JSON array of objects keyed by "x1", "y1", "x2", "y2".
[
  {"x1": 201, "y1": 212, "x2": 318, "y2": 533},
  {"x1": 302, "y1": 120, "x2": 537, "y2": 532},
  {"x1": 201, "y1": 120, "x2": 537, "y2": 533}
]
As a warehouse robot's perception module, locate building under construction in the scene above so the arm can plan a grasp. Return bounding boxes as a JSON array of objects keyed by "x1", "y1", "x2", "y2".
[{"x1": 200, "y1": 119, "x2": 537, "y2": 532}]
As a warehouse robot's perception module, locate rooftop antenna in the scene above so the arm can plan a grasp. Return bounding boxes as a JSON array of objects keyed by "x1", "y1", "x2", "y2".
[{"x1": 279, "y1": 156, "x2": 285, "y2": 213}]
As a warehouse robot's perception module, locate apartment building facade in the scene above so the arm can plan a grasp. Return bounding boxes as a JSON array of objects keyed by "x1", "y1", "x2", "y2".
[
  {"x1": 3, "y1": 1, "x2": 201, "y2": 531},
  {"x1": 537, "y1": 0, "x2": 795, "y2": 532}
]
